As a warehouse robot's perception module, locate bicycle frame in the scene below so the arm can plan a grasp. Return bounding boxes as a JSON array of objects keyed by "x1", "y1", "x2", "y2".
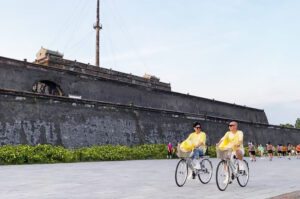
[
  {"x1": 175, "y1": 155, "x2": 213, "y2": 187},
  {"x1": 186, "y1": 156, "x2": 209, "y2": 171},
  {"x1": 226, "y1": 158, "x2": 238, "y2": 178},
  {"x1": 216, "y1": 150, "x2": 249, "y2": 191},
  {"x1": 225, "y1": 156, "x2": 248, "y2": 180}
]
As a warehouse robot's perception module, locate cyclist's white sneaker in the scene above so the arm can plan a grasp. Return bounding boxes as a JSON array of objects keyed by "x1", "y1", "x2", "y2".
[
  {"x1": 188, "y1": 170, "x2": 193, "y2": 179},
  {"x1": 223, "y1": 173, "x2": 229, "y2": 184}
]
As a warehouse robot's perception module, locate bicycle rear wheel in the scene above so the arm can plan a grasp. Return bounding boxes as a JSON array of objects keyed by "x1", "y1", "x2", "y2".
[
  {"x1": 237, "y1": 160, "x2": 249, "y2": 187},
  {"x1": 198, "y1": 158, "x2": 213, "y2": 184},
  {"x1": 175, "y1": 159, "x2": 188, "y2": 187},
  {"x1": 216, "y1": 160, "x2": 230, "y2": 191}
]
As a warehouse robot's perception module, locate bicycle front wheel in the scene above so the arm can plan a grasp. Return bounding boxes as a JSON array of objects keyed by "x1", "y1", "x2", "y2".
[
  {"x1": 237, "y1": 160, "x2": 249, "y2": 187},
  {"x1": 216, "y1": 160, "x2": 230, "y2": 191},
  {"x1": 175, "y1": 159, "x2": 188, "y2": 187},
  {"x1": 198, "y1": 158, "x2": 213, "y2": 184}
]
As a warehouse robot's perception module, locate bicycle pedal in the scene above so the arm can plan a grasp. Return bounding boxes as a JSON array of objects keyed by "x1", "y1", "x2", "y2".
[
  {"x1": 192, "y1": 172, "x2": 196, "y2": 179},
  {"x1": 238, "y1": 170, "x2": 245, "y2": 175},
  {"x1": 231, "y1": 174, "x2": 235, "y2": 180}
]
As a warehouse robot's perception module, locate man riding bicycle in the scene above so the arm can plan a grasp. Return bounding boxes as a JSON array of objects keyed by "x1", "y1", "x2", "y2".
[
  {"x1": 179, "y1": 122, "x2": 206, "y2": 172},
  {"x1": 216, "y1": 121, "x2": 244, "y2": 183}
]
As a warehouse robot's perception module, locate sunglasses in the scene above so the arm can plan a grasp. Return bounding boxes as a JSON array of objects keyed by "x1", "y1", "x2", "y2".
[
  {"x1": 195, "y1": 127, "x2": 201, "y2": 129},
  {"x1": 228, "y1": 124, "x2": 235, "y2": 127}
]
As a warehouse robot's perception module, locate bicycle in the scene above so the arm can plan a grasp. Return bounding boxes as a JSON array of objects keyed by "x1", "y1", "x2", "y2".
[
  {"x1": 215, "y1": 148, "x2": 249, "y2": 191},
  {"x1": 175, "y1": 148, "x2": 213, "y2": 187}
]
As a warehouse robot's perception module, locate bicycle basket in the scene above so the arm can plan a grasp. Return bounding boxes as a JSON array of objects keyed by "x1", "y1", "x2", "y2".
[
  {"x1": 177, "y1": 148, "x2": 191, "y2": 159},
  {"x1": 216, "y1": 148, "x2": 231, "y2": 159}
]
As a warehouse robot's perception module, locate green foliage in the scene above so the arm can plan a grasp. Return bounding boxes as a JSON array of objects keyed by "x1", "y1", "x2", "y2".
[
  {"x1": 280, "y1": 123, "x2": 294, "y2": 128},
  {"x1": 295, "y1": 118, "x2": 300, "y2": 129},
  {"x1": 0, "y1": 144, "x2": 168, "y2": 165},
  {"x1": 207, "y1": 146, "x2": 216, "y2": 158},
  {"x1": 244, "y1": 147, "x2": 249, "y2": 157},
  {"x1": 0, "y1": 144, "x2": 75, "y2": 164},
  {"x1": 0, "y1": 144, "x2": 258, "y2": 165}
]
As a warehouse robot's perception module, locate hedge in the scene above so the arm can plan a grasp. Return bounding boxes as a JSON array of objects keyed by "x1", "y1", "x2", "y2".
[
  {"x1": 0, "y1": 144, "x2": 262, "y2": 165},
  {"x1": 0, "y1": 144, "x2": 167, "y2": 165}
]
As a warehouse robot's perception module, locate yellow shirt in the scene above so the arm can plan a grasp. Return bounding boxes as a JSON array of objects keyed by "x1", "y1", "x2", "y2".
[
  {"x1": 219, "y1": 130, "x2": 243, "y2": 151},
  {"x1": 180, "y1": 132, "x2": 206, "y2": 152}
]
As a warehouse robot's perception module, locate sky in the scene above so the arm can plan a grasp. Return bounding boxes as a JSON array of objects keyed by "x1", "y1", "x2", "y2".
[{"x1": 0, "y1": 0, "x2": 299, "y2": 125}]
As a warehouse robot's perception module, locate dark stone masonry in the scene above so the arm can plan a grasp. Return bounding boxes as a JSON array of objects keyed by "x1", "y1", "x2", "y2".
[{"x1": 0, "y1": 49, "x2": 299, "y2": 148}]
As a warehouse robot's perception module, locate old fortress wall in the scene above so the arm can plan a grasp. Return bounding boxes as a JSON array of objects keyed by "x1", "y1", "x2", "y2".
[{"x1": 0, "y1": 51, "x2": 299, "y2": 148}]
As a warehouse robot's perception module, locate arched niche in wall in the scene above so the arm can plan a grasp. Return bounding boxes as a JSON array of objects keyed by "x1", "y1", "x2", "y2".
[{"x1": 32, "y1": 80, "x2": 63, "y2": 96}]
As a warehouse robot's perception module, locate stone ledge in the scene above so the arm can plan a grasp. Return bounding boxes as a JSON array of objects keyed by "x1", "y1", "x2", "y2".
[
  {"x1": 0, "y1": 88, "x2": 298, "y2": 132},
  {"x1": 268, "y1": 190, "x2": 300, "y2": 199}
]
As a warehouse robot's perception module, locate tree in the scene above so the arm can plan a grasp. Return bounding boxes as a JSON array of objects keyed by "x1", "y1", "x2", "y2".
[
  {"x1": 280, "y1": 123, "x2": 294, "y2": 128},
  {"x1": 295, "y1": 118, "x2": 300, "y2": 129}
]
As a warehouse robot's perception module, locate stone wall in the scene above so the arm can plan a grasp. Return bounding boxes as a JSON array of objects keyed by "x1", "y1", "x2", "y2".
[
  {"x1": 0, "y1": 56, "x2": 268, "y2": 124},
  {"x1": 0, "y1": 89, "x2": 299, "y2": 149}
]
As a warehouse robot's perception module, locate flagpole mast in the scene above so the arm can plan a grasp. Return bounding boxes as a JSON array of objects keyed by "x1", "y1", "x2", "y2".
[{"x1": 94, "y1": 0, "x2": 102, "y2": 67}]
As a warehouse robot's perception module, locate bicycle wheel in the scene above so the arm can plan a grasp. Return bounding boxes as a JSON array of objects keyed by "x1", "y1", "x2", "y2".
[
  {"x1": 175, "y1": 159, "x2": 188, "y2": 187},
  {"x1": 198, "y1": 158, "x2": 213, "y2": 184},
  {"x1": 237, "y1": 160, "x2": 249, "y2": 187},
  {"x1": 216, "y1": 160, "x2": 230, "y2": 191}
]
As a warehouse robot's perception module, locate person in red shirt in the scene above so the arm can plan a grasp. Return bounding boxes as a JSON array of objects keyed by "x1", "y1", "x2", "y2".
[
  {"x1": 282, "y1": 145, "x2": 287, "y2": 157},
  {"x1": 296, "y1": 144, "x2": 300, "y2": 159}
]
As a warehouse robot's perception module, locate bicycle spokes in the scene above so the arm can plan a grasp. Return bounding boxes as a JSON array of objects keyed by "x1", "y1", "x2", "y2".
[
  {"x1": 216, "y1": 160, "x2": 230, "y2": 191},
  {"x1": 175, "y1": 159, "x2": 188, "y2": 187},
  {"x1": 237, "y1": 160, "x2": 249, "y2": 187},
  {"x1": 198, "y1": 159, "x2": 213, "y2": 184}
]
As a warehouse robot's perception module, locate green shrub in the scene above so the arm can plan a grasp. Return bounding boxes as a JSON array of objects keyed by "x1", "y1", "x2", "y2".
[
  {"x1": 207, "y1": 146, "x2": 217, "y2": 158},
  {"x1": 0, "y1": 144, "x2": 259, "y2": 165},
  {"x1": 0, "y1": 144, "x2": 168, "y2": 165}
]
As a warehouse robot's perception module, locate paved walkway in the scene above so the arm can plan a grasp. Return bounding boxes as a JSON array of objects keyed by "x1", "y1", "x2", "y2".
[{"x1": 0, "y1": 157, "x2": 299, "y2": 199}]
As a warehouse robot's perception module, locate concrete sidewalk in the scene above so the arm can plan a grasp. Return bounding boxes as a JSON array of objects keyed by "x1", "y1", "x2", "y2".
[{"x1": 0, "y1": 157, "x2": 299, "y2": 199}]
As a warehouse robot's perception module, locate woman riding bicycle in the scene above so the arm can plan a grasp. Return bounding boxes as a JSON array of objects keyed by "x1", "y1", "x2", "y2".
[
  {"x1": 179, "y1": 122, "x2": 206, "y2": 170},
  {"x1": 175, "y1": 122, "x2": 212, "y2": 187}
]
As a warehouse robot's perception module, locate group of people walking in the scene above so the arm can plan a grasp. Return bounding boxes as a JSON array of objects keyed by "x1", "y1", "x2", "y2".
[{"x1": 247, "y1": 142, "x2": 300, "y2": 161}]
